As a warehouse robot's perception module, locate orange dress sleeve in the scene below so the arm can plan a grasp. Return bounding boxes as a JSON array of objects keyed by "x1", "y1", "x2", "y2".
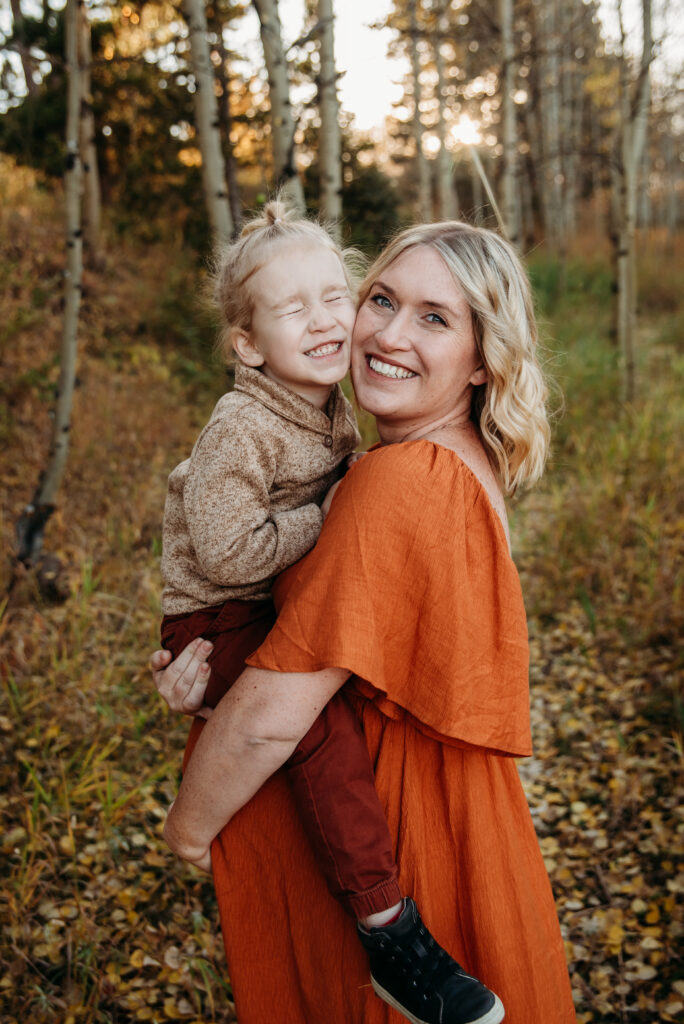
[{"x1": 247, "y1": 439, "x2": 532, "y2": 757}]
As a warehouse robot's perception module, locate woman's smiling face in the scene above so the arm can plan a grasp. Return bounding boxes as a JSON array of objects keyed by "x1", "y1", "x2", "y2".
[{"x1": 351, "y1": 245, "x2": 486, "y2": 441}]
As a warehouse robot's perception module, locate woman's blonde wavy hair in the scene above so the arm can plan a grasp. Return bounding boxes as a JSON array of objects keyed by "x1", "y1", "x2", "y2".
[
  {"x1": 358, "y1": 222, "x2": 550, "y2": 495},
  {"x1": 212, "y1": 196, "x2": 366, "y2": 363}
]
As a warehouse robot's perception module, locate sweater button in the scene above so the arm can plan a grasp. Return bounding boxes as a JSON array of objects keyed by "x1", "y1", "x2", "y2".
[{"x1": 323, "y1": 435, "x2": 333, "y2": 447}]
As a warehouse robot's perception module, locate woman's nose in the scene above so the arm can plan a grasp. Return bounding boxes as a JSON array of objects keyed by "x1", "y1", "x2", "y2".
[{"x1": 374, "y1": 311, "x2": 411, "y2": 351}]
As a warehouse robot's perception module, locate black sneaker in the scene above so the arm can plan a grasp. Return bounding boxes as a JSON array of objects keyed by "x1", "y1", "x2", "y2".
[{"x1": 357, "y1": 898, "x2": 504, "y2": 1024}]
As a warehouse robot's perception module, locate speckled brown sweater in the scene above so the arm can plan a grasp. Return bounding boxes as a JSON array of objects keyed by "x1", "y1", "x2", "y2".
[{"x1": 161, "y1": 364, "x2": 360, "y2": 614}]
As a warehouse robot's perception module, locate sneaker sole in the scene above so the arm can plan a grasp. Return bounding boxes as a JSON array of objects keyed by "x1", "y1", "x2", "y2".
[{"x1": 370, "y1": 979, "x2": 505, "y2": 1024}]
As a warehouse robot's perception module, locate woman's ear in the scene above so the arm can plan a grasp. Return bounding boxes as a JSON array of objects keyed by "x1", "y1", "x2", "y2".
[
  {"x1": 470, "y1": 364, "x2": 488, "y2": 386},
  {"x1": 232, "y1": 329, "x2": 264, "y2": 368}
]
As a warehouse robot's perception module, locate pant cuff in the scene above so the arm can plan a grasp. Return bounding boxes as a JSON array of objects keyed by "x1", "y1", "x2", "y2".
[{"x1": 343, "y1": 876, "x2": 403, "y2": 920}]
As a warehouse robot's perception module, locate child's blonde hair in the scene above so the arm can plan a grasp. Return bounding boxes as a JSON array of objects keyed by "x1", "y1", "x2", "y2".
[
  {"x1": 212, "y1": 197, "x2": 365, "y2": 363},
  {"x1": 359, "y1": 221, "x2": 550, "y2": 495}
]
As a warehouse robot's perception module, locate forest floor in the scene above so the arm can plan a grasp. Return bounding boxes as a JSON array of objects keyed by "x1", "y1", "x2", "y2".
[{"x1": 1, "y1": 160, "x2": 682, "y2": 1023}]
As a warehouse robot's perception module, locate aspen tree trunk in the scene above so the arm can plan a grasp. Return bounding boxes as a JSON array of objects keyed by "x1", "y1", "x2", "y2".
[
  {"x1": 559, "y1": 5, "x2": 579, "y2": 242},
  {"x1": 253, "y1": 0, "x2": 306, "y2": 213},
  {"x1": 409, "y1": 1, "x2": 431, "y2": 221},
  {"x1": 182, "y1": 0, "x2": 233, "y2": 243},
  {"x1": 637, "y1": 141, "x2": 651, "y2": 228},
  {"x1": 499, "y1": 0, "x2": 519, "y2": 246},
  {"x1": 613, "y1": 0, "x2": 652, "y2": 402},
  {"x1": 317, "y1": 0, "x2": 342, "y2": 226},
  {"x1": 543, "y1": 0, "x2": 564, "y2": 255},
  {"x1": 434, "y1": 6, "x2": 457, "y2": 221},
  {"x1": 664, "y1": 131, "x2": 678, "y2": 241},
  {"x1": 16, "y1": 0, "x2": 83, "y2": 567},
  {"x1": 78, "y1": 3, "x2": 102, "y2": 264},
  {"x1": 215, "y1": 31, "x2": 243, "y2": 233},
  {"x1": 9, "y1": 0, "x2": 37, "y2": 98},
  {"x1": 523, "y1": 90, "x2": 544, "y2": 239},
  {"x1": 470, "y1": 156, "x2": 483, "y2": 224},
  {"x1": 590, "y1": 99, "x2": 605, "y2": 234}
]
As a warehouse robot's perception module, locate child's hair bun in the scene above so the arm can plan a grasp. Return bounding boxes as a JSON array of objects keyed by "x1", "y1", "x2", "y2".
[{"x1": 240, "y1": 197, "x2": 296, "y2": 238}]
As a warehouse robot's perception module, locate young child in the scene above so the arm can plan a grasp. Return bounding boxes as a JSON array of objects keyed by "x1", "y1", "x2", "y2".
[{"x1": 159, "y1": 199, "x2": 504, "y2": 1024}]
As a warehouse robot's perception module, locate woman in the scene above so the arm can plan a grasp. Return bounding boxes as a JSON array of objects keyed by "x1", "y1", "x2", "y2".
[{"x1": 152, "y1": 222, "x2": 576, "y2": 1023}]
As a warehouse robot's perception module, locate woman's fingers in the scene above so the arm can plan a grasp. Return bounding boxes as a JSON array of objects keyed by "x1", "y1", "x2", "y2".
[{"x1": 151, "y1": 637, "x2": 213, "y2": 714}]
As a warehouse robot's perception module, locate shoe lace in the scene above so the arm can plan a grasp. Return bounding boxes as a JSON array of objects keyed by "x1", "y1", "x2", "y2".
[{"x1": 378, "y1": 925, "x2": 466, "y2": 1002}]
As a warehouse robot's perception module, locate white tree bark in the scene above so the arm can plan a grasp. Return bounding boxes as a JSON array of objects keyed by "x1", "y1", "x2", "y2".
[
  {"x1": 17, "y1": 0, "x2": 83, "y2": 565},
  {"x1": 317, "y1": 0, "x2": 342, "y2": 226},
  {"x1": 409, "y1": 1, "x2": 431, "y2": 221},
  {"x1": 637, "y1": 139, "x2": 651, "y2": 228},
  {"x1": 182, "y1": 0, "x2": 233, "y2": 243},
  {"x1": 614, "y1": 0, "x2": 652, "y2": 402},
  {"x1": 253, "y1": 0, "x2": 306, "y2": 213},
  {"x1": 78, "y1": 3, "x2": 102, "y2": 263},
  {"x1": 9, "y1": 0, "x2": 37, "y2": 98},
  {"x1": 664, "y1": 130, "x2": 679, "y2": 239},
  {"x1": 215, "y1": 28, "x2": 243, "y2": 232},
  {"x1": 434, "y1": 6, "x2": 457, "y2": 221},
  {"x1": 542, "y1": 0, "x2": 564, "y2": 254},
  {"x1": 499, "y1": 0, "x2": 520, "y2": 246}
]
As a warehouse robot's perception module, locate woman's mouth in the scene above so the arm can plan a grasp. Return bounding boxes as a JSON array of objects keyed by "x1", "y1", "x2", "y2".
[
  {"x1": 367, "y1": 356, "x2": 417, "y2": 380},
  {"x1": 305, "y1": 342, "x2": 343, "y2": 358}
]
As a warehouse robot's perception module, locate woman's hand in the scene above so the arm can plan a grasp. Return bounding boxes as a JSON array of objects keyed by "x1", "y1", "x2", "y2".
[{"x1": 150, "y1": 638, "x2": 214, "y2": 719}]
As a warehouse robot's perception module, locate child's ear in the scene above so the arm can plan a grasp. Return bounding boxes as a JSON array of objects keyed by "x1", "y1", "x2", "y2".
[
  {"x1": 470, "y1": 364, "x2": 488, "y2": 386},
  {"x1": 232, "y1": 329, "x2": 264, "y2": 368}
]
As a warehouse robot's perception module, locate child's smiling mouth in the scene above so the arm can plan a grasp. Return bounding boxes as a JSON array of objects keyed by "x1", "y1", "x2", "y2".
[{"x1": 305, "y1": 342, "x2": 344, "y2": 358}]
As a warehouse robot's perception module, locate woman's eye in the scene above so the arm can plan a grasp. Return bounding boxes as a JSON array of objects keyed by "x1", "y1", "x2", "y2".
[
  {"x1": 425, "y1": 312, "x2": 447, "y2": 326},
  {"x1": 370, "y1": 293, "x2": 393, "y2": 310}
]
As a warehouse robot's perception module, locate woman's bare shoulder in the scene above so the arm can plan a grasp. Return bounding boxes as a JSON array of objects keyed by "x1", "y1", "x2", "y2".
[{"x1": 411, "y1": 433, "x2": 511, "y2": 549}]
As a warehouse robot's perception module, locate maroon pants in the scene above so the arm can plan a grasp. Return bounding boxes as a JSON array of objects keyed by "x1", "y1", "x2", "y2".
[{"x1": 161, "y1": 599, "x2": 401, "y2": 918}]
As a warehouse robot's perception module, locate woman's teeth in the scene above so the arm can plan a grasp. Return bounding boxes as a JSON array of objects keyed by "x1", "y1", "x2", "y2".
[
  {"x1": 306, "y1": 342, "x2": 342, "y2": 358},
  {"x1": 368, "y1": 356, "x2": 416, "y2": 379}
]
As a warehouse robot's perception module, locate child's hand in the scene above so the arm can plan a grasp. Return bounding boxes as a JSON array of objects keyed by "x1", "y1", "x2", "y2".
[
  {"x1": 150, "y1": 638, "x2": 214, "y2": 719},
  {"x1": 346, "y1": 451, "x2": 368, "y2": 468},
  {"x1": 321, "y1": 479, "x2": 341, "y2": 518}
]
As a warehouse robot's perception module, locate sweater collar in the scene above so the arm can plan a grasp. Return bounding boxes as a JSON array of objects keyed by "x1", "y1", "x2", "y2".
[{"x1": 233, "y1": 363, "x2": 346, "y2": 435}]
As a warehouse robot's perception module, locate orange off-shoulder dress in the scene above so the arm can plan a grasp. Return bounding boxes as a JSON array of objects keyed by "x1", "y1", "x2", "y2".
[{"x1": 201, "y1": 441, "x2": 575, "y2": 1024}]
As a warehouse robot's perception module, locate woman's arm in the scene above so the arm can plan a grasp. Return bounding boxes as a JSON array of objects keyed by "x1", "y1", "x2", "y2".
[{"x1": 163, "y1": 664, "x2": 350, "y2": 865}]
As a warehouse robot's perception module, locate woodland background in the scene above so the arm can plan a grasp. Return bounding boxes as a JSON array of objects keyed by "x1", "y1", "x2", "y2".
[{"x1": 0, "y1": 0, "x2": 682, "y2": 1022}]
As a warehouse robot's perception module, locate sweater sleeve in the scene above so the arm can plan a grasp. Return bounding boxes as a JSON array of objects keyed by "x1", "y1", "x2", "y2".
[{"x1": 183, "y1": 410, "x2": 324, "y2": 587}]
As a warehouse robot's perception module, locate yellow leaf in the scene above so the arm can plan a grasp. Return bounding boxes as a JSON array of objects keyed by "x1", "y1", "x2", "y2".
[
  {"x1": 130, "y1": 949, "x2": 145, "y2": 968},
  {"x1": 59, "y1": 834, "x2": 75, "y2": 856},
  {"x1": 606, "y1": 923, "x2": 624, "y2": 953}
]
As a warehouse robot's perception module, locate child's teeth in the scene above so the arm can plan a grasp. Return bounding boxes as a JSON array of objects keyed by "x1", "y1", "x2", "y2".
[
  {"x1": 369, "y1": 357, "x2": 416, "y2": 379},
  {"x1": 307, "y1": 343, "x2": 341, "y2": 358}
]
